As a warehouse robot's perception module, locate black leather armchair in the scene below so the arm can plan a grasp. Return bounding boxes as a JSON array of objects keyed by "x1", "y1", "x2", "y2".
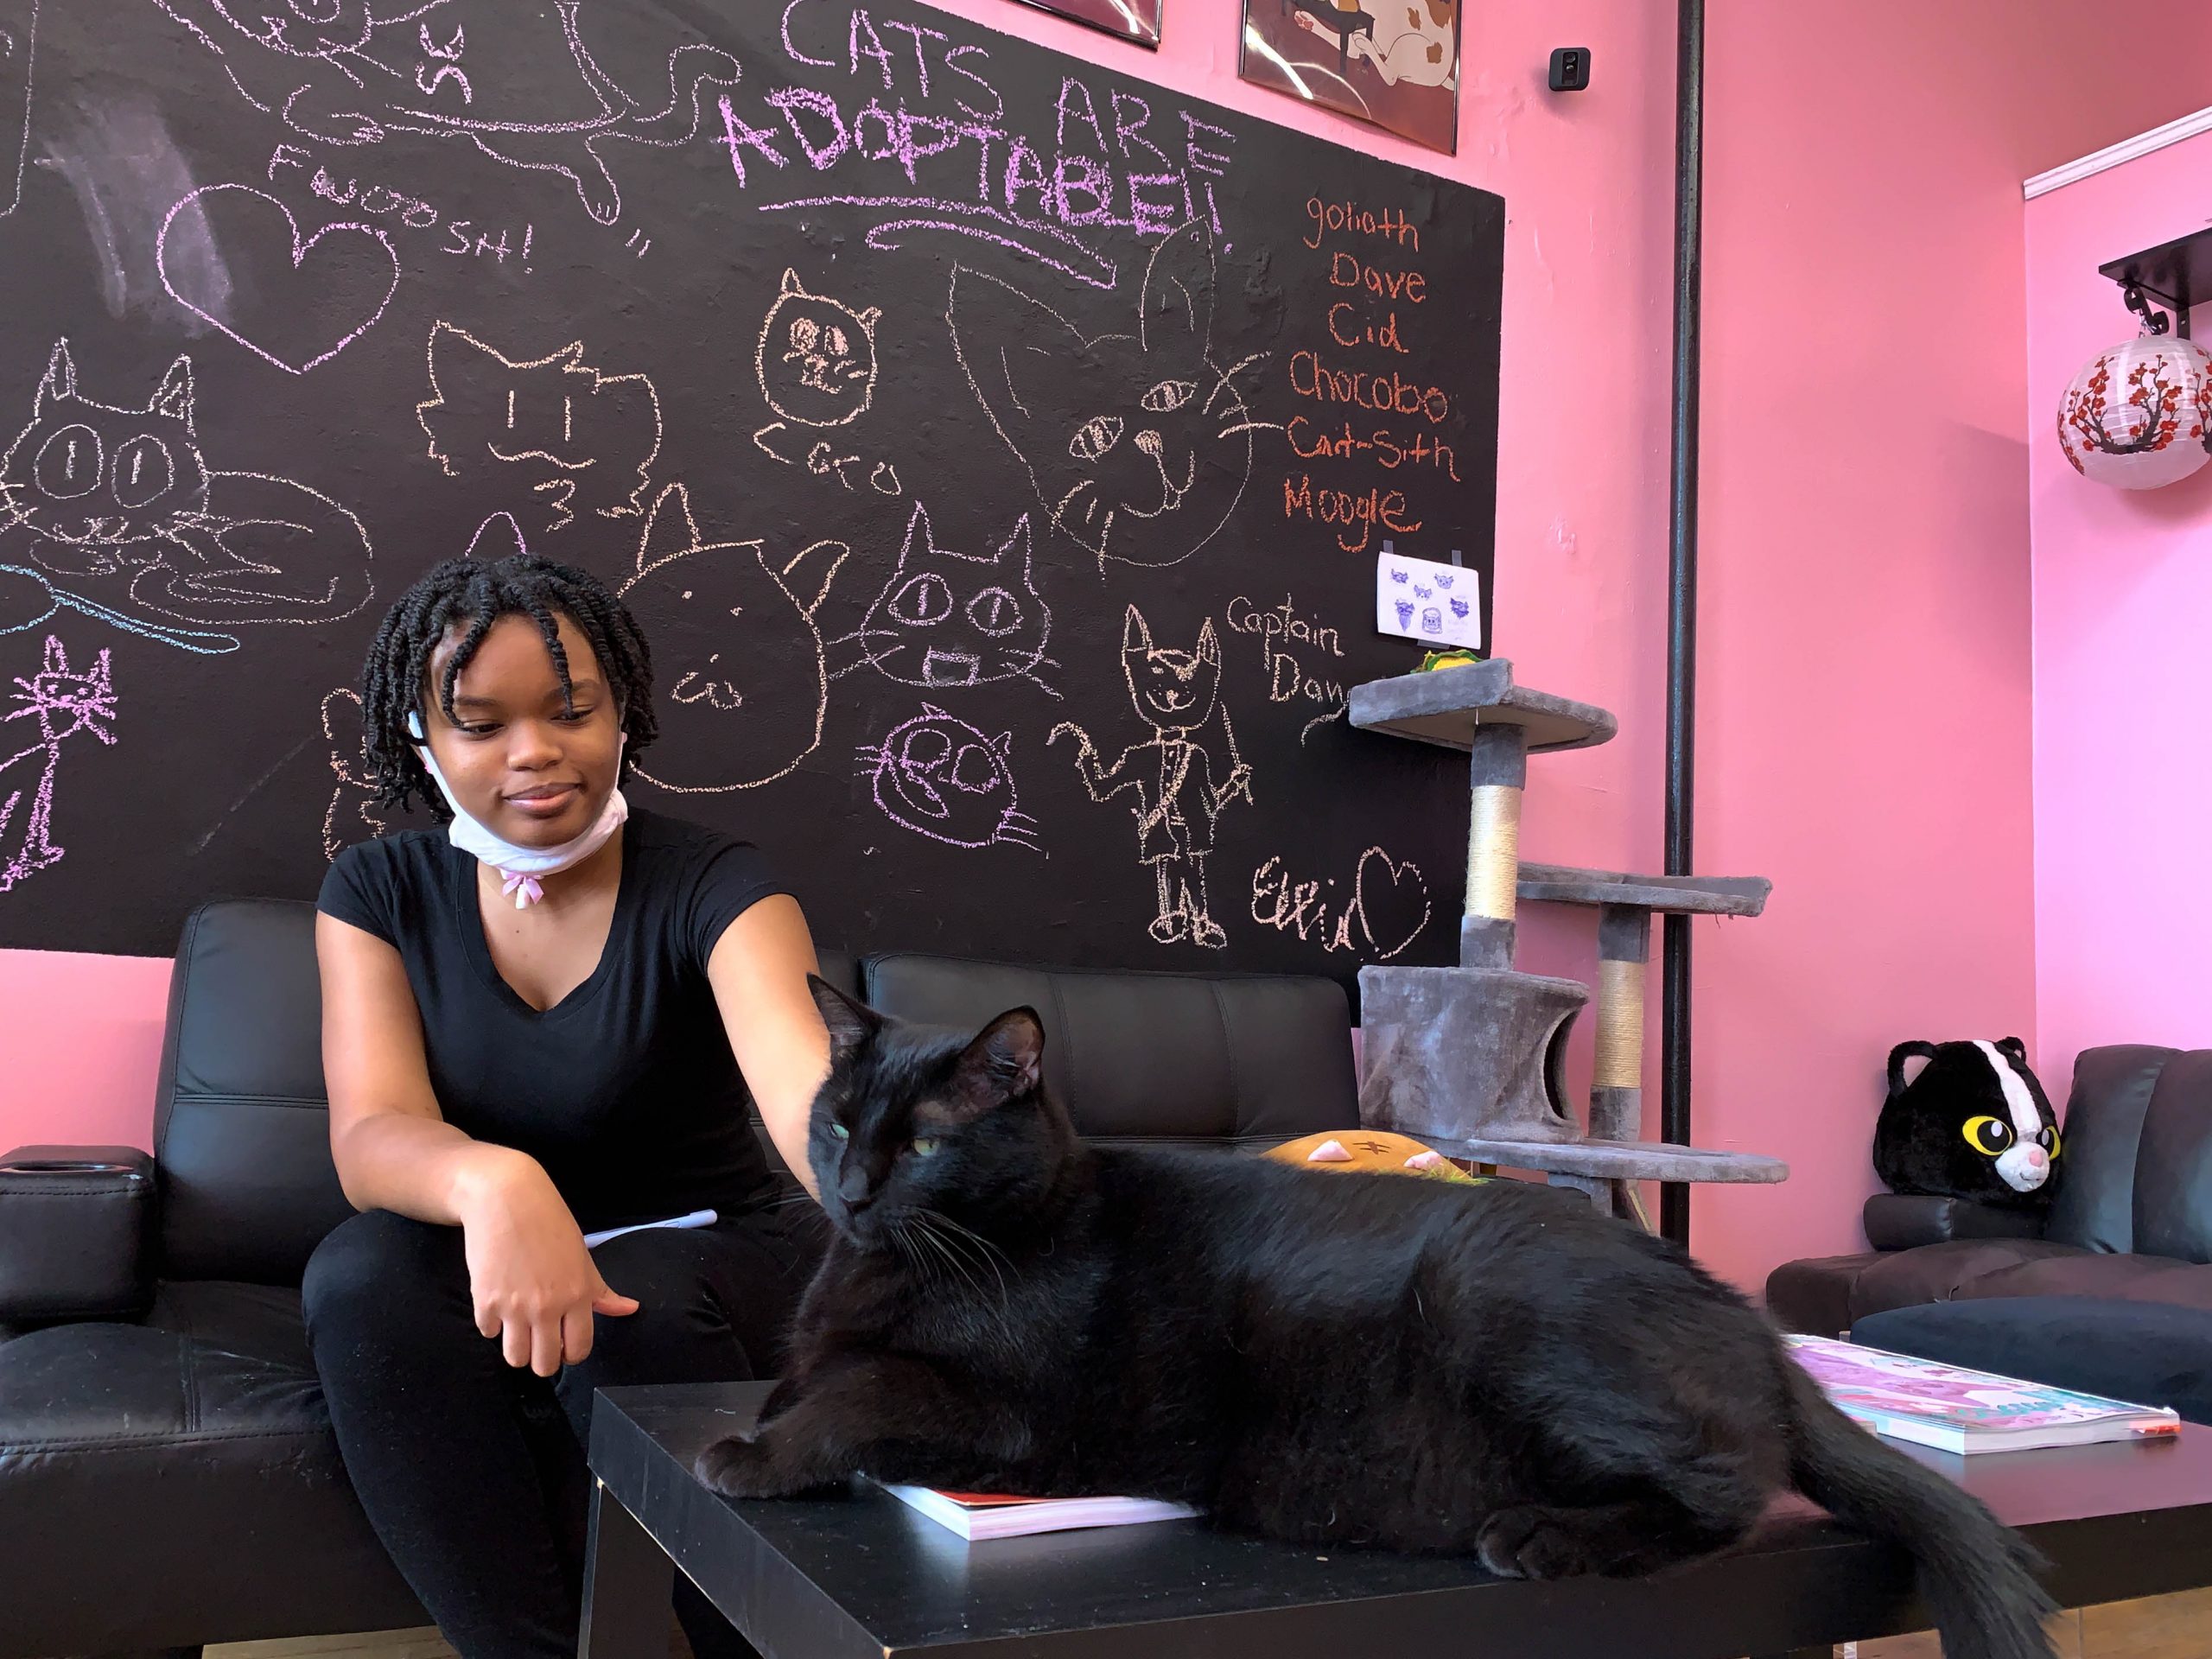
[
  {"x1": 1767, "y1": 1045, "x2": 2212, "y2": 1336},
  {"x1": 0, "y1": 899, "x2": 1362, "y2": 1659}
]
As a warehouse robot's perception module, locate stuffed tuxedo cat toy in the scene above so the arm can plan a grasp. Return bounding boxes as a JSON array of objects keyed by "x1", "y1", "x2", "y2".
[{"x1": 1874, "y1": 1038, "x2": 2062, "y2": 1209}]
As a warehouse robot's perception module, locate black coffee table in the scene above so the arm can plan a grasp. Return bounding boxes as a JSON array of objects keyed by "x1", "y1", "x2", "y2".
[{"x1": 582, "y1": 1382, "x2": 2212, "y2": 1659}]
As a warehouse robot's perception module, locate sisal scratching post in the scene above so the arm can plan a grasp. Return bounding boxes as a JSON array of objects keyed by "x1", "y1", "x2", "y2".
[
  {"x1": 1590, "y1": 904, "x2": 1650, "y2": 1142},
  {"x1": 1459, "y1": 722, "x2": 1527, "y2": 971}
]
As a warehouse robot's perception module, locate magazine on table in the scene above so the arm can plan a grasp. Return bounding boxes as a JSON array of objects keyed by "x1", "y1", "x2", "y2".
[
  {"x1": 1785, "y1": 1335, "x2": 2182, "y2": 1454},
  {"x1": 878, "y1": 1482, "x2": 1199, "y2": 1541}
]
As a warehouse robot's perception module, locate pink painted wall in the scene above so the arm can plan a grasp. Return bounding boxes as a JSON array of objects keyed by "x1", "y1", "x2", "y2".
[
  {"x1": 9, "y1": 2, "x2": 2212, "y2": 1292},
  {"x1": 0, "y1": 950, "x2": 171, "y2": 1154},
  {"x1": 2029, "y1": 128, "x2": 2212, "y2": 1077}
]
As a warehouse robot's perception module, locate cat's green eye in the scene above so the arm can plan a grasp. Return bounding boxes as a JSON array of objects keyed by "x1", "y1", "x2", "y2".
[
  {"x1": 829, "y1": 1122, "x2": 849, "y2": 1141},
  {"x1": 911, "y1": 1137, "x2": 940, "y2": 1158},
  {"x1": 1961, "y1": 1115, "x2": 2013, "y2": 1156}
]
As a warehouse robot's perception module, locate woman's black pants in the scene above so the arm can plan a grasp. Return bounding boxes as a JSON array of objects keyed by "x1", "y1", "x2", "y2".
[{"x1": 302, "y1": 1205, "x2": 817, "y2": 1659}]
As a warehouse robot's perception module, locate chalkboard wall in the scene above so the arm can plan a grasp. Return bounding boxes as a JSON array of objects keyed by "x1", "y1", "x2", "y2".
[{"x1": 0, "y1": 0, "x2": 1503, "y2": 988}]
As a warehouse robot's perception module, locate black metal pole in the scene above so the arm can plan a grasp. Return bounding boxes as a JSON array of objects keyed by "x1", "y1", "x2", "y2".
[{"x1": 1660, "y1": 0, "x2": 1705, "y2": 1249}]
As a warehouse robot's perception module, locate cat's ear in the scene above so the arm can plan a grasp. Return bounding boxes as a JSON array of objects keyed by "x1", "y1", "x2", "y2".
[
  {"x1": 999, "y1": 513, "x2": 1034, "y2": 576},
  {"x1": 780, "y1": 268, "x2": 806, "y2": 298},
  {"x1": 949, "y1": 264, "x2": 1084, "y2": 449},
  {"x1": 464, "y1": 512, "x2": 530, "y2": 563},
  {"x1": 899, "y1": 500, "x2": 934, "y2": 564},
  {"x1": 1195, "y1": 617, "x2": 1220, "y2": 666},
  {"x1": 947, "y1": 1008, "x2": 1046, "y2": 1117},
  {"x1": 149, "y1": 355, "x2": 195, "y2": 431},
  {"x1": 809, "y1": 976, "x2": 882, "y2": 1059},
  {"x1": 637, "y1": 482, "x2": 702, "y2": 575},
  {"x1": 35, "y1": 340, "x2": 77, "y2": 417},
  {"x1": 855, "y1": 307, "x2": 881, "y2": 335},
  {"x1": 1138, "y1": 219, "x2": 1217, "y2": 359},
  {"x1": 1122, "y1": 605, "x2": 1154, "y2": 654},
  {"x1": 989, "y1": 730, "x2": 1014, "y2": 757}
]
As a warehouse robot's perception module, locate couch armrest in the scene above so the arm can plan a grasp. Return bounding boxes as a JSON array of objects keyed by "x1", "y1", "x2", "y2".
[
  {"x1": 0, "y1": 1146, "x2": 156, "y2": 1323},
  {"x1": 1862, "y1": 1193, "x2": 2046, "y2": 1250}
]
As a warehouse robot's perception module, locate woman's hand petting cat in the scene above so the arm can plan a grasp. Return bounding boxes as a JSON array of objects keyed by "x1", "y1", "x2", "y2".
[{"x1": 454, "y1": 1147, "x2": 639, "y2": 1376}]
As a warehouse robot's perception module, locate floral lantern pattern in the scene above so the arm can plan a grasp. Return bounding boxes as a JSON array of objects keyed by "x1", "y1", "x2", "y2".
[{"x1": 2056, "y1": 332, "x2": 2212, "y2": 489}]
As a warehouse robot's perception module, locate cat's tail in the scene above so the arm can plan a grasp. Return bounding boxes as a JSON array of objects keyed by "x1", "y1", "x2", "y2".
[{"x1": 1782, "y1": 1360, "x2": 2056, "y2": 1659}]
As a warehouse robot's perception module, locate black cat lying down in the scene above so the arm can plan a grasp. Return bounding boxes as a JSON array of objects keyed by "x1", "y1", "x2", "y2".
[{"x1": 697, "y1": 985, "x2": 2055, "y2": 1659}]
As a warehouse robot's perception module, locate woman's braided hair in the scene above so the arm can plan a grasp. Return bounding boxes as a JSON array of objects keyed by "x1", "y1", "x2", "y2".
[{"x1": 360, "y1": 553, "x2": 658, "y2": 821}]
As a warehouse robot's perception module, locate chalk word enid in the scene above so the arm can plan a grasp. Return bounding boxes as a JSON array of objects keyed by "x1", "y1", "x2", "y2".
[
  {"x1": 1250, "y1": 846, "x2": 1431, "y2": 963},
  {"x1": 722, "y1": 2, "x2": 1239, "y2": 288}
]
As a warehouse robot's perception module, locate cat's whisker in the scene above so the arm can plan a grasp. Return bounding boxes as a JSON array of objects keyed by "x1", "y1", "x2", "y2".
[
  {"x1": 906, "y1": 1217, "x2": 982, "y2": 1300},
  {"x1": 1217, "y1": 421, "x2": 1284, "y2": 440},
  {"x1": 918, "y1": 1210, "x2": 1014, "y2": 1304}
]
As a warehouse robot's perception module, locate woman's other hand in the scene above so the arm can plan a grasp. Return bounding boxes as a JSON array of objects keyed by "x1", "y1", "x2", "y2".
[{"x1": 454, "y1": 1149, "x2": 639, "y2": 1374}]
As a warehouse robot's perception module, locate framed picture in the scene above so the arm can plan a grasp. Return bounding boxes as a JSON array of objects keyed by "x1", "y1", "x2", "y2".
[
  {"x1": 1239, "y1": 1, "x2": 1460, "y2": 154},
  {"x1": 1013, "y1": 0, "x2": 1163, "y2": 47}
]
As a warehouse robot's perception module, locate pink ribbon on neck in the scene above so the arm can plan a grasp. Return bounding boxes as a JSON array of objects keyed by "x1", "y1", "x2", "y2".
[{"x1": 499, "y1": 869, "x2": 545, "y2": 909}]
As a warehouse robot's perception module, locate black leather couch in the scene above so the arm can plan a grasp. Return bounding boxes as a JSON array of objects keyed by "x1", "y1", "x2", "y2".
[
  {"x1": 0, "y1": 899, "x2": 1362, "y2": 1659},
  {"x1": 1765, "y1": 1046, "x2": 2212, "y2": 1413}
]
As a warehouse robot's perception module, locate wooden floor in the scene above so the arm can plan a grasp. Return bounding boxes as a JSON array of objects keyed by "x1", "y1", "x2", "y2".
[{"x1": 204, "y1": 1586, "x2": 2212, "y2": 1659}]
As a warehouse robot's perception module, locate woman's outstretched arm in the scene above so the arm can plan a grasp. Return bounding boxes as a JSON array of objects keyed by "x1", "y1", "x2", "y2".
[{"x1": 707, "y1": 894, "x2": 833, "y2": 1200}]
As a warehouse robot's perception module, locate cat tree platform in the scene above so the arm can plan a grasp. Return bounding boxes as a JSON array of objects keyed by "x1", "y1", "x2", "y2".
[{"x1": 1346, "y1": 660, "x2": 1787, "y2": 1221}]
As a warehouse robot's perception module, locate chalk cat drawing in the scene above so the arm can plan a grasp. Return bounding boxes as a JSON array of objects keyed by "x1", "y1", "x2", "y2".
[
  {"x1": 756, "y1": 270, "x2": 880, "y2": 429},
  {"x1": 156, "y1": 0, "x2": 739, "y2": 226},
  {"x1": 950, "y1": 219, "x2": 1262, "y2": 569},
  {"x1": 1051, "y1": 606, "x2": 1252, "y2": 949},
  {"x1": 827, "y1": 502, "x2": 1055, "y2": 698},
  {"x1": 858, "y1": 704, "x2": 1039, "y2": 853},
  {"x1": 319, "y1": 685, "x2": 388, "y2": 861},
  {"x1": 613, "y1": 483, "x2": 848, "y2": 793},
  {"x1": 416, "y1": 322, "x2": 660, "y2": 531},
  {"x1": 0, "y1": 633, "x2": 116, "y2": 893},
  {"x1": 0, "y1": 340, "x2": 374, "y2": 652}
]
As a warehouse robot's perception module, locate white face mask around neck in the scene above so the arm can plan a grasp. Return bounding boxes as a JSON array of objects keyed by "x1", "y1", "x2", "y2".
[{"x1": 407, "y1": 710, "x2": 627, "y2": 908}]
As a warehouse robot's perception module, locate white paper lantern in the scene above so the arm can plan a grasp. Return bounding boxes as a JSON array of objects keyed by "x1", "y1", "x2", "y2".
[{"x1": 2056, "y1": 331, "x2": 2212, "y2": 489}]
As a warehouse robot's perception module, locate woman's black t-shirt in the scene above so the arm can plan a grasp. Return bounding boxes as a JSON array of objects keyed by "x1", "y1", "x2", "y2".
[{"x1": 316, "y1": 808, "x2": 787, "y2": 1234}]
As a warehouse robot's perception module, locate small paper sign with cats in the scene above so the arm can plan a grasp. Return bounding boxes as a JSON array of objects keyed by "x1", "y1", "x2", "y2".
[{"x1": 1376, "y1": 551, "x2": 1482, "y2": 652}]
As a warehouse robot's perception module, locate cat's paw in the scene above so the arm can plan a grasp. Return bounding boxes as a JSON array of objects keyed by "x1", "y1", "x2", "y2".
[
  {"x1": 694, "y1": 1433, "x2": 794, "y2": 1499},
  {"x1": 1475, "y1": 1507, "x2": 1595, "y2": 1580}
]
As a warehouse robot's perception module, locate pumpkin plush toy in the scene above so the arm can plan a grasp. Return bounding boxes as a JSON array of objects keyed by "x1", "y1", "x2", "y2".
[
  {"x1": 1874, "y1": 1038, "x2": 2062, "y2": 1209},
  {"x1": 1267, "y1": 1129, "x2": 1484, "y2": 1185}
]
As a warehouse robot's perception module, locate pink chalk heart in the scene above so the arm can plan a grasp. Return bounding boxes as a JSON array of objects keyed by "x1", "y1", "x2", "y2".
[{"x1": 157, "y1": 185, "x2": 400, "y2": 375}]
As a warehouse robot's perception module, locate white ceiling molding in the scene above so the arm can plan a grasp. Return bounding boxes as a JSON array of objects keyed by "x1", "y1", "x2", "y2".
[{"x1": 2026, "y1": 105, "x2": 2212, "y2": 200}]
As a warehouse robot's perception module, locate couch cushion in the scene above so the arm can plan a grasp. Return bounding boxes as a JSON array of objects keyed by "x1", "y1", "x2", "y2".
[
  {"x1": 1949, "y1": 1251, "x2": 2212, "y2": 1312},
  {"x1": 1764, "y1": 1238, "x2": 2097, "y2": 1335},
  {"x1": 1853, "y1": 1297, "x2": 2212, "y2": 1425},
  {"x1": 860, "y1": 952, "x2": 1358, "y2": 1145},
  {"x1": 155, "y1": 900, "x2": 354, "y2": 1286},
  {"x1": 2044, "y1": 1044, "x2": 2212, "y2": 1260},
  {"x1": 0, "y1": 1280, "x2": 422, "y2": 1652}
]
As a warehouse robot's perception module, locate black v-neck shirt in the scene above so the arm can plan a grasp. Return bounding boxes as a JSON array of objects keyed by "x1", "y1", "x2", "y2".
[{"x1": 316, "y1": 808, "x2": 787, "y2": 1234}]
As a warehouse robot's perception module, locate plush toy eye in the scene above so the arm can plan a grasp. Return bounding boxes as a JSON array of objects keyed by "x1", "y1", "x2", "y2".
[
  {"x1": 911, "y1": 1137, "x2": 940, "y2": 1158},
  {"x1": 2037, "y1": 1126, "x2": 2062, "y2": 1159},
  {"x1": 1961, "y1": 1116, "x2": 2014, "y2": 1156},
  {"x1": 829, "y1": 1122, "x2": 849, "y2": 1141}
]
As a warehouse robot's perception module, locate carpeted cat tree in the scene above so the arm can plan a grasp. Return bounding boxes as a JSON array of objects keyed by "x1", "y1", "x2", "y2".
[{"x1": 1347, "y1": 658, "x2": 1784, "y2": 1221}]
